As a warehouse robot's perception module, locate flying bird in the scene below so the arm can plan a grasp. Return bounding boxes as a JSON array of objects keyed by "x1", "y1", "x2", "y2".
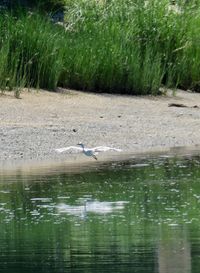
[{"x1": 55, "y1": 143, "x2": 122, "y2": 160}]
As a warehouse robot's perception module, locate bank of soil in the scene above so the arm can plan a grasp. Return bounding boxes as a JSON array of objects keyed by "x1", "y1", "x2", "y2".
[{"x1": 1, "y1": 88, "x2": 200, "y2": 167}]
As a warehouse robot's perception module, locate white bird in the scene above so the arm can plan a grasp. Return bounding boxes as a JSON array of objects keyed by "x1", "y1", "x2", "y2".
[{"x1": 55, "y1": 143, "x2": 122, "y2": 160}]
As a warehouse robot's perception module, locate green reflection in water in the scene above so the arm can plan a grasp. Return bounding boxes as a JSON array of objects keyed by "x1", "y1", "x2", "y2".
[{"x1": 0, "y1": 156, "x2": 200, "y2": 273}]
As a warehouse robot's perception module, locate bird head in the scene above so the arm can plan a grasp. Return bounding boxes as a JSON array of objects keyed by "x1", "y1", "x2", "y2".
[{"x1": 77, "y1": 143, "x2": 84, "y2": 148}]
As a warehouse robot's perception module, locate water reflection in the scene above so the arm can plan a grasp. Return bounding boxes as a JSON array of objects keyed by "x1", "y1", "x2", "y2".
[
  {"x1": 57, "y1": 199, "x2": 128, "y2": 219},
  {"x1": 158, "y1": 226, "x2": 191, "y2": 273},
  {"x1": 0, "y1": 156, "x2": 200, "y2": 272}
]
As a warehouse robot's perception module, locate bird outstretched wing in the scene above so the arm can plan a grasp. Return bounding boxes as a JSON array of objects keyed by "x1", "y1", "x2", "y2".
[
  {"x1": 55, "y1": 146, "x2": 83, "y2": 153},
  {"x1": 92, "y1": 146, "x2": 122, "y2": 152}
]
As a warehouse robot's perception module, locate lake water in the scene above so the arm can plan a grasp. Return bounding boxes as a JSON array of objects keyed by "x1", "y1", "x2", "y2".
[{"x1": 0, "y1": 155, "x2": 200, "y2": 273}]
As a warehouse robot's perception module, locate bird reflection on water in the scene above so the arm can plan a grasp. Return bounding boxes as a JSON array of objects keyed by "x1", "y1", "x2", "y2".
[{"x1": 57, "y1": 199, "x2": 128, "y2": 219}]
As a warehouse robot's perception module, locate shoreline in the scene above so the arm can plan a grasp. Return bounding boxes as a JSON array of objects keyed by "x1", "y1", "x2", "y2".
[
  {"x1": 1, "y1": 88, "x2": 200, "y2": 171},
  {"x1": 1, "y1": 144, "x2": 200, "y2": 175}
]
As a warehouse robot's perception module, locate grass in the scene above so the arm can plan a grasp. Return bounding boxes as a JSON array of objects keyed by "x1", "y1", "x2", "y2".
[
  {"x1": 0, "y1": 12, "x2": 66, "y2": 97},
  {"x1": 1, "y1": 0, "x2": 200, "y2": 96}
]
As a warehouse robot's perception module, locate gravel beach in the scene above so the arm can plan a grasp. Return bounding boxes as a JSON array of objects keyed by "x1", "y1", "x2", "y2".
[{"x1": 1, "y1": 88, "x2": 200, "y2": 169}]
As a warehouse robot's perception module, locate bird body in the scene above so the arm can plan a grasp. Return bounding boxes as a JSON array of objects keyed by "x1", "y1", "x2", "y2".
[
  {"x1": 55, "y1": 143, "x2": 122, "y2": 160},
  {"x1": 78, "y1": 143, "x2": 98, "y2": 160}
]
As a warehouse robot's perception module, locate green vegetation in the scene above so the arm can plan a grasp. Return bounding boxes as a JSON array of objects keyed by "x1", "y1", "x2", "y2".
[
  {"x1": 10, "y1": 0, "x2": 66, "y2": 12},
  {"x1": 1, "y1": 0, "x2": 200, "y2": 96},
  {"x1": 0, "y1": 13, "x2": 66, "y2": 97}
]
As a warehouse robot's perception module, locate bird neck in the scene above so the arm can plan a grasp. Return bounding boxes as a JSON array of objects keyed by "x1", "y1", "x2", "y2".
[{"x1": 80, "y1": 144, "x2": 85, "y2": 151}]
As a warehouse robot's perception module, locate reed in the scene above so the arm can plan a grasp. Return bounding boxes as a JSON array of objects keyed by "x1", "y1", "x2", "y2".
[
  {"x1": 1, "y1": 0, "x2": 200, "y2": 96},
  {"x1": 61, "y1": 0, "x2": 198, "y2": 94},
  {"x1": 0, "y1": 12, "x2": 65, "y2": 96}
]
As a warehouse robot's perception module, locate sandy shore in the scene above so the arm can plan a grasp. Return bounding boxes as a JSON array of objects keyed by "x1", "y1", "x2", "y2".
[{"x1": 1, "y1": 88, "x2": 200, "y2": 168}]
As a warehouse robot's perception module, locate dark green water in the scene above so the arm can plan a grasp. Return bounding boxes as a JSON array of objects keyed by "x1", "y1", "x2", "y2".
[{"x1": 1, "y1": 155, "x2": 200, "y2": 273}]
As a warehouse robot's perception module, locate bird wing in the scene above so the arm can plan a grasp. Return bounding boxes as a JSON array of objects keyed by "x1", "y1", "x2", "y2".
[
  {"x1": 92, "y1": 146, "x2": 122, "y2": 152},
  {"x1": 55, "y1": 146, "x2": 82, "y2": 153}
]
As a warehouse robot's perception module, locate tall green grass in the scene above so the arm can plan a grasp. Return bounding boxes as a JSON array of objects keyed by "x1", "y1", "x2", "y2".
[
  {"x1": 174, "y1": 2, "x2": 200, "y2": 91},
  {"x1": 1, "y1": 0, "x2": 200, "y2": 96},
  {"x1": 63, "y1": 0, "x2": 200, "y2": 94},
  {"x1": 0, "y1": 12, "x2": 66, "y2": 97}
]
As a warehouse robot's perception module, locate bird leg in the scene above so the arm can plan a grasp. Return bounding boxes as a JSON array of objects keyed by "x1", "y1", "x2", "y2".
[{"x1": 92, "y1": 154, "x2": 98, "y2": 160}]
